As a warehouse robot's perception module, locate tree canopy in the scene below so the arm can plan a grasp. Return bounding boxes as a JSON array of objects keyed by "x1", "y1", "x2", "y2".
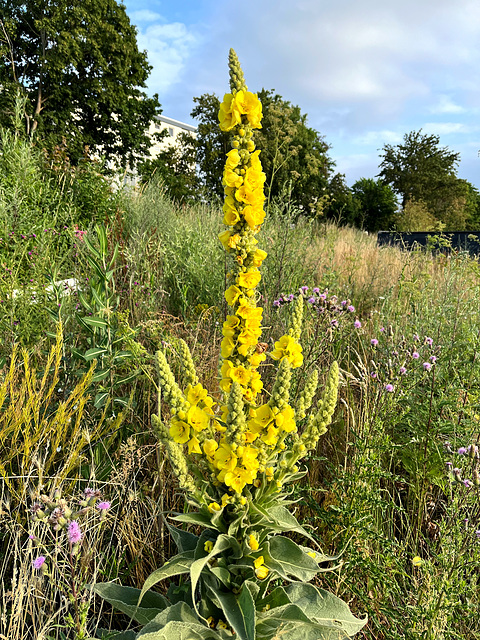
[
  {"x1": 191, "y1": 90, "x2": 334, "y2": 213},
  {"x1": 0, "y1": 0, "x2": 160, "y2": 166},
  {"x1": 351, "y1": 178, "x2": 398, "y2": 231}
]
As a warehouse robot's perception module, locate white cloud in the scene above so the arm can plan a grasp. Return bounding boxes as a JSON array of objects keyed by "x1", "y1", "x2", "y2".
[
  {"x1": 129, "y1": 10, "x2": 163, "y2": 23},
  {"x1": 422, "y1": 122, "x2": 472, "y2": 135},
  {"x1": 430, "y1": 95, "x2": 466, "y2": 115},
  {"x1": 354, "y1": 130, "x2": 403, "y2": 146},
  {"x1": 136, "y1": 22, "x2": 199, "y2": 97}
]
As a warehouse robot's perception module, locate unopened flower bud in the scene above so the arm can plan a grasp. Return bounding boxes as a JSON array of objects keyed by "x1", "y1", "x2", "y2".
[{"x1": 473, "y1": 469, "x2": 480, "y2": 487}]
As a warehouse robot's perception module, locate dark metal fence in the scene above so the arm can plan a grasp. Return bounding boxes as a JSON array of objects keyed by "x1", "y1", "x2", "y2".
[{"x1": 377, "y1": 231, "x2": 480, "y2": 256}]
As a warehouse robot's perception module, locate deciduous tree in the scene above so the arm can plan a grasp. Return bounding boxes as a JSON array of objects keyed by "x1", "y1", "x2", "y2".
[{"x1": 0, "y1": 0, "x2": 160, "y2": 166}]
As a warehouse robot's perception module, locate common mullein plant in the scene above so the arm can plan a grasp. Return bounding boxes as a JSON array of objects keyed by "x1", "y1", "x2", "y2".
[{"x1": 94, "y1": 51, "x2": 366, "y2": 640}]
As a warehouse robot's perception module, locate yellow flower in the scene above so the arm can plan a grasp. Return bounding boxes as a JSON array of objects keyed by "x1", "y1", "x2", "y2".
[
  {"x1": 277, "y1": 404, "x2": 296, "y2": 433},
  {"x1": 230, "y1": 365, "x2": 251, "y2": 386},
  {"x1": 217, "y1": 620, "x2": 228, "y2": 630},
  {"x1": 250, "y1": 404, "x2": 275, "y2": 430},
  {"x1": 234, "y1": 90, "x2": 263, "y2": 129},
  {"x1": 219, "y1": 93, "x2": 241, "y2": 131},
  {"x1": 237, "y1": 270, "x2": 261, "y2": 290},
  {"x1": 243, "y1": 204, "x2": 265, "y2": 229},
  {"x1": 222, "y1": 316, "x2": 240, "y2": 338},
  {"x1": 221, "y1": 493, "x2": 232, "y2": 507},
  {"x1": 307, "y1": 551, "x2": 317, "y2": 559},
  {"x1": 204, "y1": 540, "x2": 214, "y2": 553},
  {"x1": 412, "y1": 556, "x2": 423, "y2": 567},
  {"x1": 241, "y1": 446, "x2": 259, "y2": 472},
  {"x1": 187, "y1": 435, "x2": 202, "y2": 455},
  {"x1": 219, "y1": 230, "x2": 233, "y2": 251},
  {"x1": 225, "y1": 148, "x2": 241, "y2": 168},
  {"x1": 254, "y1": 555, "x2": 269, "y2": 579},
  {"x1": 203, "y1": 439, "x2": 218, "y2": 462},
  {"x1": 249, "y1": 371, "x2": 263, "y2": 394},
  {"x1": 223, "y1": 167, "x2": 244, "y2": 189},
  {"x1": 252, "y1": 249, "x2": 268, "y2": 267},
  {"x1": 223, "y1": 198, "x2": 240, "y2": 226},
  {"x1": 224, "y1": 467, "x2": 252, "y2": 493},
  {"x1": 208, "y1": 502, "x2": 222, "y2": 513},
  {"x1": 214, "y1": 441, "x2": 238, "y2": 471},
  {"x1": 225, "y1": 285, "x2": 242, "y2": 306},
  {"x1": 265, "y1": 466, "x2": 274, "y2": 480},
  {"x1": 261, "y1": 424, "x2": 279, "y2": 446},
  {"x1": 187, "y1": 405, "x2": 210, "y2": 432},
  {"x1": 248, "y1": 351, "x2": 267, "y2": 367},
  {"x1": 248, "y1": 534, "x2": 259, "y2": 551},
  {"x1": 169, "y1": 418, "x2": 190, "y2": 444},
  {"x1": 270, "y1": 334, "x2": 303, "y2": 368},
  {"x1": 186, "y1": 383, "x2": 208, "y2": 406},
  {"x1": 221, "y1": 336, "x2": 235, "y2": 358}
]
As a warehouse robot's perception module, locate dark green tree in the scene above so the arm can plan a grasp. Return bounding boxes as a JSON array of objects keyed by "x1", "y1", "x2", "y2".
[
  {"x1": 351, "y1": 177, "x2": 398, "y2": 231},
  {"x1": 0, "y1": 0, "x2": 160, "y2": 166},
  {"x1": 323, "y1": 173, "x2": 361, "y2": 226},
  {"x1": 378, "y1": 130, "x2": 461, "y2": 210},
  {"x1": 191, "y1": 90, "x2": 334, "y2": 213}
]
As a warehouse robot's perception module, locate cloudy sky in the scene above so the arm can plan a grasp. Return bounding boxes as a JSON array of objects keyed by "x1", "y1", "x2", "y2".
[{"x1": 122, "y1": 0, "x2": 480, "y2": 188}]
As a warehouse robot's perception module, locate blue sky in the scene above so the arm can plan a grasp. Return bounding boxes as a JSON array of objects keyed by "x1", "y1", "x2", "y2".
[{"x1": 122, "y1": 0, "x2": 480, "y2": 189}]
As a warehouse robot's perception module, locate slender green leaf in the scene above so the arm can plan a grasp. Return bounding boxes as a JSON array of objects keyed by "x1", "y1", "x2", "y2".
[
  {"x1": 190, "y1": 535, "x2": 233, "y2": 616},
  {"x1": 84, "y1": 347, "x2": 108, "y2": 361},
  {"x1": 94, "y1": 391, "x2": 109, "y2": 409},
  {"x1": 92, "y1": 368, "x2": 111, "y2": 382},
  {"x1": 82, "y1": 315, "x2": 109, "y2": 329},
  {"x1": 208, "y1": 582, "x2": 256, "y2": 640},
  {"x1": 139, "y1": 551, "x2": 195, "y2": 605}
]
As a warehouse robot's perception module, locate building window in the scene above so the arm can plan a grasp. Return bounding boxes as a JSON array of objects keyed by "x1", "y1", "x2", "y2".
[
  {"x1": 155, "y1": 123, "x2": 161, "y2": 130},
  {"x1": 169, "y1": 127, "x2": 174, "y2": 137}
]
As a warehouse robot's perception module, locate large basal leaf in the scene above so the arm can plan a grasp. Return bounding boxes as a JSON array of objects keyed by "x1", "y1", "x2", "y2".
[
  {"x1": 92, "y1": 583, "x2": 168, "y2": 625},
  {"x1": 285, "y1": 583, "x2": 367, "y2": 636},
  {"x1": 136, "y1": 620, "x2": 224, "y2": 640},
  {"x1": 167, "y1": 522, "x2": 199, "y2": 553},
  {"x1": 139, "y1": 551, "x2": 195, "y2": 605},
  {"x1": 258, "y1": 586, "x2": 290, "y2": 610},
  {"x1": 207, "y1": 582, "x2": 256, "y2": 640},
  {"x1": 190, "y1": 534, "x2": 233, "y2": 616},
  {"x1": 264, "y1": 537, "x2": 319, "y2": 581},
  {"x1": 136, "y1": 602, "x2": 199, "y2": 635},
  {"x1": 265, "y1": 505, "x2": 316, "y2": 542}
]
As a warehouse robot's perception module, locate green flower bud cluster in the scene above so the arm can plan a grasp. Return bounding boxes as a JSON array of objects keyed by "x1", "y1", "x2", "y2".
[
  {"x1": 228, "y1": 48, "x2": 247, "y2": 92},
  {"x1": 152, "y1": 414, "x2": 201, "y2": 500},
  {"x1": 288, "y1": 294, "x2": 304, "y2": 341},
  {"x1": 176, "y1": 338, "x2": 199, "y2": 388},
  {"x1": 225, "y1": 381, "x2": 247, "y2": 446},
  {"x1": 155, "y1": 350, "x2": 189, "y2": 416},
  {"x1": 294, "y1": 369, "x2": 319, "y2": 421},
  {"x1": 300, "y1": 362, "x2": 339, "y2": 450},
  {"x1": 268, "y1": 358, "x2": 291, "y2": 411}
]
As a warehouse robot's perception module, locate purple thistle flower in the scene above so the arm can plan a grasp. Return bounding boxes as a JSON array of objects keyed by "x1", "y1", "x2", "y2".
[
  {"x1": 33, "y1": 556, "x2": 46, "y2": 570},
  {"x1": 68, "y1": 521, "x2": 82, "y2": 544},
  {"x1": 457, "y1": 447, "x2": 467, "y2": 455},
  {"x1": 354, "y1": 320, "x2": 362, "y2": 329},
  {"x1": 300, "y1": 286, "x2": 309, "y2": 293},
  {"x1": 371, "y1": 338, "x2": 379, "y2": 346},
  {"x1": 463, "y1": 479, "x2": 473, "y2": 488},
  {"x1": 423, "y1": 362, "x2": 432, "y2": 371},
  {"x1": 347, "y1": 305, "x2": 355, "y2": 313},
  {"x1": 331, "y1": 319, "x2": 339, "y2": 328},
  {"x1": 476, "y1": 530, "x2": 480, "y2": 540},
  {"x1": 319, "y1": 293, "x2": 327, "y2": 301},
  {"x1": 312, "y1": 287, "x2": 320, "y2": 294},
  {"x1": 307, "y1": 297, "x2": 316, "y2": 304},
  {"x1": 425, "y1": 336, "x2": 433, "y2": 345},
  {"x1": 412, "y1": 351, "x2": 420, "y2": 359},
  {"x1": 288, "y1": 294, "x2": 295, "y2": 301},
  {"x1": 399, "y1": 366, "x2": 407, "y2": 375},
  {"x1": 96, "y1": 501, "x2": 111, "y2": 512},
  {"x1": 370, "y1": 372, "x2": 377, "y2": 379},
  {"x1": 413, "y1": 334, "x2": 420, "y2": 341},
  {"x1": 430, "y1": 355, "x2": 437, "y2": 363},
  {"x1": 273, "y1": 299, "x2": 281, "y2": 307},
  {"x1": 341, "y1": 300, "x2": 347, "y2": 306},
  {"x1": 380, "y1": 327, "x2": 386, "y2": 332},
  {"x1": 385, "y1": 383, "x2": 394, "y2": 393}
]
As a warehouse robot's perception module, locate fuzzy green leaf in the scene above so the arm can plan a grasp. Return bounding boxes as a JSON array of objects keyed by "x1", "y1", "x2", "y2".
[
  {"x1": 92, "y1": 583, "x2": 168, "y2": 625},
  {"x1": 207, "y1": 582, "x2": 256, "y2": 640},
  {"x1": 265, "y1": 505, "x2": 315, "y2": 541},
  {"x1": 139, "y1": 551, "x2": 195, "y2": 605},
  {"x1": 136, "y1": 620, "x2": 223, "y2": 640},
  {"x1": 264, "y1": 537, "x2": 319, "y2": 581},
  {"x1": 166, "y1": 523, "x2": 199, "y2": 553}
]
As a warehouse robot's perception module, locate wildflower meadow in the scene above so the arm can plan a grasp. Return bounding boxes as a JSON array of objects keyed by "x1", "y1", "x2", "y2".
[{"x1": 0, "y1": 51, "x2": 479, "y2": 640}]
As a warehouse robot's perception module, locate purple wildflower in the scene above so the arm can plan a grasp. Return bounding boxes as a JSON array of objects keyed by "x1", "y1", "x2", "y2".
[
  {"x1": 430, "y1": 355, "x2": 436, "y2": 363},
  {"x1": 33, "y1": 556, "x2": 46, "y2": 570},
  {"x1": 273, "y1": 299, "x2": 281, "y2": 308},
  {"x1": 307, "y1": 297, "x2": 316, "y2": 304},
  {"x1": 463, "y1": 479, "x2": 473, "y2": 488},
  {"x1": 458, "y1": 447, "x2": 467, "y2": 455},
  {"x1": 380, "y1": 327, "x2": 386, "y2": 332},
  {"x1": 385, "y1": 383, "x2": 394, "y2": 393},
  {"x1": 476, "y1": 530, "x2": 480, "y2": 540},
  {"x1": 319, "y1": 293, "x2": 327, "y2": 301},
  {"x1": 96, "y1": 501, "x2": 111, "y2": 512},
  {"x1": 371, "y1": 338, "x2": 379, "y2": 346},
  {"x1": 423, "y1": 362, "x2": 432, "y2": 371},
  {"x1": 331, "y1": 319, "x2": 339, "y2": 328},
  {"x1": 412, "y1": 351, "x2": 420, "y2": 359},
  {"x1": 312, "y1": 287, "x2": 320, "y2": 294},
  {"x1": 300, "y1": 286, "x2": 309, "y2": 294},
  {"x1": 370, "y1": 372, "x2": 377, "y2": 379},
  {"x1": 341, "y1": 300, "x2": 347, "y2": 306},
  {"x1": 288, "y1": 294, "x2": 295, "y2": 301},
  {"x1": 425, "y1": 337, "x2": 433, "y2": 345},
  {"x1": 413, "y1": 334, "x2": 420, "y2": 341},
  {"x1": 354, "y1": 320, "x2": 362, "y2": 329},
  {"x1": 347, "y1": 305, "x2": 355, "y2": 313},
  {"x1": 399, "y1": 366, "x2": 407, "y2": 375},
  {"x1": 68, "y1": 521, "x2": 82, "y2": 544}
]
